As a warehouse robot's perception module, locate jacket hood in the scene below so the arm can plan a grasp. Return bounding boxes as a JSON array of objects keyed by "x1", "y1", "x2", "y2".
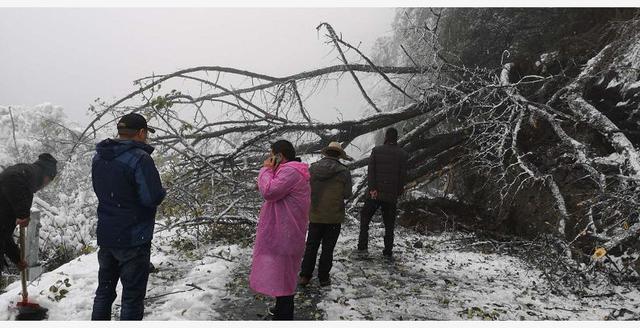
[
  {"x1": 310, "y1": 157, "x2": 347, "y2": 181},
  {"x1": 96, "y1": 138, "x2": 154, "y2": 160},
  {"x1": 279, "y1": 161, "x2": 310, "y2": 181}
]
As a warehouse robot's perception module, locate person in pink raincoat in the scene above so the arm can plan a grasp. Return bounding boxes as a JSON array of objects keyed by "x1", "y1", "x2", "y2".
[{"x1": 249, "y1": 140, "x2": 311, "y2": 320}]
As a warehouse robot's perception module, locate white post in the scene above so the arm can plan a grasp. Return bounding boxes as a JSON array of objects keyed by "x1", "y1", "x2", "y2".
[{"x1": 26, "y1": 209, "x2": 43, "y2": 281}]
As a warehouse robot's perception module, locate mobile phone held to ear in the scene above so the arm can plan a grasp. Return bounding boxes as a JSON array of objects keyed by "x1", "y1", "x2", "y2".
[{"x1": 273, "y1": 154, "x2": 283, "y2": 167}]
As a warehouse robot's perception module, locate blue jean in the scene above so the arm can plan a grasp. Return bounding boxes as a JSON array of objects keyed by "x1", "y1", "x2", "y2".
[{"x1": 91, "y1": 243, "x2": 151, "y2": 320}]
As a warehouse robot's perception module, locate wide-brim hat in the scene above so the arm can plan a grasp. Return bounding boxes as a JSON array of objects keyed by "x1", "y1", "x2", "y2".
[{"x1": 321, "y1": 141, "x2": 353, "y2": 161}]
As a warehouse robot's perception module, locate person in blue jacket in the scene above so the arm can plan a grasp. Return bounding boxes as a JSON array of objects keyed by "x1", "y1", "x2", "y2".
[{"x1": 91, "y1": 113, "x2": 166, "y2": 320}]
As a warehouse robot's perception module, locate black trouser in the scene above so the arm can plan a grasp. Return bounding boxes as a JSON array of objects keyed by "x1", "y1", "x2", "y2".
[
  {"x1": 357, "y1": 198, "x2": 397, "y2": 255},
  {"x1": 91, "y1": 243, "x2": 151, "y2": 320},
  {"x1": 274, "y1": 295, "x2": 294, "y2": 320},
  {"x1": 300, "y1": 223, "x2": 341, "y2": 282}
]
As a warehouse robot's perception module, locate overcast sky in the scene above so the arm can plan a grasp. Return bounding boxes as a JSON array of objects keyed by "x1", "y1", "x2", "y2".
[{"x1": 0, "y1": 8, "x2": 397, "y2": 124}]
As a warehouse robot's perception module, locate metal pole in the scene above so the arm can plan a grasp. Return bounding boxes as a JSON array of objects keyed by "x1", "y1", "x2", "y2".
[
  {"x1": 19, "y1": 226, "x2": 28, "y2": 301},
  {"x1": 26, "y1": 209, "x2": 43, "y2": 281}
]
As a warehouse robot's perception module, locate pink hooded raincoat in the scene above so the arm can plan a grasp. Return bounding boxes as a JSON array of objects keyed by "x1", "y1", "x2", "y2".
[{"x1": 249, "y1": 161, "x2": 311, "y2": 297}]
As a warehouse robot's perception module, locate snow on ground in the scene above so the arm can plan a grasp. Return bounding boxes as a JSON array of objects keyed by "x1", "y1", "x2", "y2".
[
  {"x1": 316, "y1": 222, "x2": 640, "y2": 320},
  {"x1": 0, "y1": 252, "x2": 99, "y2": 320},
  {"x1": 3, "y1": 218, "x2": 640, "y2": 321},
  {"x1": 0, "y1": 228, "x2": 249, "y2": 320},
  {"x1": 144, "y1": 243, "x2": 249, "y2": 320},
  {"x1": 212, "y1": 220, "x2": 640, "y2": 321}
]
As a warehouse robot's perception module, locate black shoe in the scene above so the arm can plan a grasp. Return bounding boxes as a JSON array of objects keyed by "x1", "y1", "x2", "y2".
[
  {"x1": 267, "y1": 306, "x2": 276, "y2": 316},
  {"x1": 319, "y1": 278, "x2": 331, "y2": 287},
  {"x1": 298, "y1": 276, "x2": 311, "y2": 287},
  {"x1": 383, "y1": 252, "x2": 394, "y2": 262}
]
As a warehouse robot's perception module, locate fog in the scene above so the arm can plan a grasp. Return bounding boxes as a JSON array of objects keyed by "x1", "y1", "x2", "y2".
[{"x1": 0, "y1": 8, "x2": 396, "y2": 124}]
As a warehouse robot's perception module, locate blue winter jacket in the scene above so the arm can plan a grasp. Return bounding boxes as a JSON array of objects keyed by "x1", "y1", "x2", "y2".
[{"x1": 92, "y1": 139, "x2": 166, "y2": 247}]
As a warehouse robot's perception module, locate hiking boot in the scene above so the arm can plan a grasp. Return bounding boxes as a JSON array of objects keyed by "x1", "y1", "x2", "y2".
[
  {"x1": 383, "y1": 252, "x2": 394, "y2": 262},
  {"x1": 319, "y1": 278, "x2": 331, "y2": 287},
  {"x1": 298, "y1": 276, "x2": 311, "y2": 287}
]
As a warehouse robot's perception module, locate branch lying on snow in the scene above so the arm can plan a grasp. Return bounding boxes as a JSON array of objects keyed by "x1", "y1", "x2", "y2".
[
  {"x1": 156, "y1": 213, "x2": 257, "y2": 233},
  {"x1": 145, "y1": 283, "x2": 206, "y2": 301}
]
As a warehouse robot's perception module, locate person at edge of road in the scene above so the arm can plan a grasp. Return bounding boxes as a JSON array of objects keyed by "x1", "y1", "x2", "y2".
[
  {"x1": 299, "y1": 141, "x2": 353, "y2": 288},
  {"x1": 91, "y1": 113, "x2": 166, "y2": 321},
  {"x1": 0, "y1": 153, "x2": 57, "y2": 279},
  {"x1": 357, "y1": 127, "x2": 409, "y2": 261},
  {"x1": 249, "y1": 140, "x2": 311, "y2": 320}
]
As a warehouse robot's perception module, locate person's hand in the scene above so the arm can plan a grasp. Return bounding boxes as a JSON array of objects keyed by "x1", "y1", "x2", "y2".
[
  {"x1": 16, "y1": 217, "x2": 30, "y2": 227},
  {"x1": 369, "y1": 190, "x2": 378, "y2": 200},
  {"x1": 263, "y1": 156, "x2": 275, "y2": 169},
  {"x1": 16, "y1": 260, "x2": 28, "y2": 271}
]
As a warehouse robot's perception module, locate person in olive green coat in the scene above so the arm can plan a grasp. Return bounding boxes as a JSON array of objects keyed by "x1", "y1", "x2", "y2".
[{"x1": 299, "y1": 142, "x2": 352, "y2": 287}]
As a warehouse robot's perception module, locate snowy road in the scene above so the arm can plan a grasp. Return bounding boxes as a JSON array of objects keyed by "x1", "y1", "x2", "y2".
[
  {"x1": 316, "y1": 223, "x2": 640, "y2": 320},
  {"x1": 2, "y1": 221, "x2": 640, "y2": 320},
  {"x1": 220, "y1": 221, "x2": 640, "y2": 320}
]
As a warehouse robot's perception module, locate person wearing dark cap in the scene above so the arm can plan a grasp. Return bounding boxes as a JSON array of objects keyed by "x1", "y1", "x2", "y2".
[
  {"x1": 0, "y1": 153, "x2": 57, "y2": 276},
  {"x1": 298, "y1": 142, "x2": 353, "y2": 287},
  {"x1": 357, "y1": 127, "x2": 408, "y2": 261},
  {"x1": 91, "y1": 113, "x2": 165, "y2": 321}
]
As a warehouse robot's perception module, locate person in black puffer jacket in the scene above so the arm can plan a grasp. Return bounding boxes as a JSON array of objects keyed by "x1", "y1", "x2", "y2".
[
  {"x1": 0, "y1": 153, "x2": 57, "y2": 275},
  {"x1": 357, "y1": 128, "x2": 408, "y2": 259}
]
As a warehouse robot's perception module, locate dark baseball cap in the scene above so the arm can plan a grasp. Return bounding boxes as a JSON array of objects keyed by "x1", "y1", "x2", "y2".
[{"x1": 117, "y1": 113, "x2": 156, "y2": 133}]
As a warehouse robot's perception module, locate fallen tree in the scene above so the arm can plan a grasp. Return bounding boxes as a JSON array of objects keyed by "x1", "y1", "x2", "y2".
[{"x1": 74, "y1": 11, "x2": 640, "y2": 286}]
